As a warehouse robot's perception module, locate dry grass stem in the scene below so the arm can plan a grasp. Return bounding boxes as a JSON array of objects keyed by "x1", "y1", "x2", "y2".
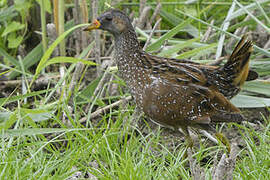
[
  {"x1": 80, "y1": 96, "x2": 132, "y2": 123},
  {"x1": 201, "y1": 20, "x2": 215, "y2": 43},
  {"x1": 143, "y1": 18, "x2": 162, "y2": 50},
  {"x1": 149, "y1": 2, "x2": 162, "y2": 25}
]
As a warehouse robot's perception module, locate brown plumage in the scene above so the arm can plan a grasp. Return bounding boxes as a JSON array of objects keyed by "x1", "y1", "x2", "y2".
[{"x1": 84, "y1": 9, "x2": 257, "y2": 146}]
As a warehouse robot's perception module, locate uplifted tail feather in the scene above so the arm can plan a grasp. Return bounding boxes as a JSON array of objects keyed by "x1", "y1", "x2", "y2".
[{"x1": 224, "y1": 35, "x2": 254, "y2": 86}]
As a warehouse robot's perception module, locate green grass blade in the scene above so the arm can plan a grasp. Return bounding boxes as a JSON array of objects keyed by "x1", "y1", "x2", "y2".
[
  {"x1": 145, "y1": 18, "x2": 193, "y2": 52},
  {"x1": 176, "y1": 43, "x2": 217, "y2": 59},
  {"x1": 0, "y1": 47, "x2": 19, "y2": 66},
  {"x1": 254, "y1": 0, "x2": 270, "y2": 24},
  {"x1": 242, "y1": 80, "x2": 270, "y2": 96},
  {"x1": 235, "y1": 0, "x2": 270, "y2": 33},
  {"x1": 229, "y1": 0, "x2": 270, "y2": 20},
  {"x1": 159, "y1": 9, "x2": 199, "y2": 37},
  {"x1": 176, "y1": 9, "x2": 270, "y2": 57},
  {"x1": 158, "y1": 37, "x2": 200, "y2": 57},
  {"x1": 0, "y1": 128, "x2": 71, "y2": 137},
  {"x1": 76, "y1": 76, "x2": 102, "y2": 103},
  {"x1": 231, "y1": 94, "x2": 270, "y2": 108},
  {"x1": 9, "y1": 43, "x2": 43, "y2": 79},
  {"x1": 0, "y1": 88, "x2": 55, "y2": 106},
  {"x1": 43, "y1": 56, "x2": 96, "y2": 70},
  {"x1": 33, "y1": 23, "x2": 90, "y2": 81}
]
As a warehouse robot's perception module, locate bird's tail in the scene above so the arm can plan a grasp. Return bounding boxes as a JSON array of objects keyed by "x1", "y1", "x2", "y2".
[{"x1": 223, "y1": 35, "x2": 256, "y2": 86}]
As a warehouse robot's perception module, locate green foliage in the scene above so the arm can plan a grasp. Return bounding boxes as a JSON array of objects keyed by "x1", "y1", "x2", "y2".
[
  {"x1": 76, "y1": 77, "x2": 102, "y2": 104},
  {"x1": 33, "y1": 23, "x2": 92, "y2": 79},
  {"x1": 36, "y1": 0, "x2": 52, "y2": 13},
  {"x1": 159, "y1": 8, "x2": 200, "y2": 37},
  {"x1": 14, "y1": 0, "x2": 32, "y2": 21},
  {"x1": 0, "y1": 0, "x2": 33, "y2": 52},
  {"x1": 0, "y1": 0, "x2": 270, "y2": 179},
  {"x1": 235, "y1": 120, "x2": 270, "y2": 179},
  {"x1": 1, "y1": 21, "x2": 25, "y2": 37}
]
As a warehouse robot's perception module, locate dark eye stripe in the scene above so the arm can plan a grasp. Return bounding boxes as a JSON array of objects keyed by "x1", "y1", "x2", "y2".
[{"x1": 106, "y1": 15, "x2": 113, "y2": 21}]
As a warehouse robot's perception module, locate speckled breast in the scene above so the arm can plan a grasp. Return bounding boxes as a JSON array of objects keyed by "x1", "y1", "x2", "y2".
[{"x1": 115, "y1": 51, "x2": 153, "y2": 106}]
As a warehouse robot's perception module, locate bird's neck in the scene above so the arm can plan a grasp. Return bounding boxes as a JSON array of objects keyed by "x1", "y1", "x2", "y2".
[{"x1": 114, "y1": 29, "x2": 141, "y2": 54}]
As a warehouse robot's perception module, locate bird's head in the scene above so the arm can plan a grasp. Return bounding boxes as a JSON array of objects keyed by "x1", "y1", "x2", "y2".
[{"x1": 84, "y1": 9, "x2": 132, "y2": 36}]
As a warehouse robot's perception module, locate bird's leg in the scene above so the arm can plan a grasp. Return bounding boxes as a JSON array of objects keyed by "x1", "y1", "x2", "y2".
[
  {"x1": 199, "y1": 124, "x2": 231, "y2": 154},
  {"x1": 130, "y1": 106, "x2": 142, "y2": 128},
  {"x1": 215, "y1": 132, "x2": 231, "y2": 154},
  {"x1": 179, "y1": 126, "x2": 195, "y2": 166},
  {"x1": 180, "y1": 126, "x2": 194, "y2": 148}
]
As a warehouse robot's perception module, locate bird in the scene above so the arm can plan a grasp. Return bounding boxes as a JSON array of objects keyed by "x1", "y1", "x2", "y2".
[{"x1": 84, "y1": 9, "x2": 257, "y2": 148}]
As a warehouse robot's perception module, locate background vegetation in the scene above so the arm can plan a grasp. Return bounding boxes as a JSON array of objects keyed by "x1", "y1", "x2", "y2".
[{"x1": 0, "y1": 0, "x2": 270, "y2": 179}]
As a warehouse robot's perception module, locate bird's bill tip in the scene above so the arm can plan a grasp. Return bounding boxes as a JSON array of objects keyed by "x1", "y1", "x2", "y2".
[{"x1": 83, "y1": 20, "x2": 101, "y2": 31}]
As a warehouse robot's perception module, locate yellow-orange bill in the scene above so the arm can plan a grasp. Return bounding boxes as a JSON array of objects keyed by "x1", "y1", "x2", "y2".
[{"x1": 83, "y1": 20, "x2": 101, "y2": 31}]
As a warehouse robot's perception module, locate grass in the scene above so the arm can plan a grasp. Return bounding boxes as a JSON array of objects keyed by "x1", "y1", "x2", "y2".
[
  {"x1": 235, "y1": 117, "x2": 270, "y2": 178},
  {"x1": 1, "y1": 102, "x2": 270, "y2": 179},
  {"x1": 1, "y1": 0, "x2": 270, "y2": 179}
]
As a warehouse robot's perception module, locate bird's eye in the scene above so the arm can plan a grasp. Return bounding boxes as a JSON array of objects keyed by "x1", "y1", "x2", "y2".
[{"x1": 105, "y1": 15, "x2": 113, "y2": 21}]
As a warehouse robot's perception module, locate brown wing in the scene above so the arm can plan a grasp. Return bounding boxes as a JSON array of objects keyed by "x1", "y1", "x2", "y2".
[
  {"x1": 142, "y1": 52, "x2": 220, "y2": 92},
  {"x1": 141, "y1": 54, "x2": 244, "y2": 128}
]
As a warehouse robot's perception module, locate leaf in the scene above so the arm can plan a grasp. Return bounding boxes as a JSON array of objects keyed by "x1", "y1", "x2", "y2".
[
  {"x1": 145, "y1": 18, "x2": 193, "y2": 52},
  {"x1": 0, "y1": 6, "x2": 17, "y2": 22},
  {"x1": 36, "y1": 0, "x2": 52, "y2": 13},
  {"x1": 7, "y1": 34, "x2": 23, "y2": 48},
  {"x1": 215, "y1": 1, "x2": 236, "y2": 59},
  {"x1": 42, "y1": 41, "x2": 94, "y2": 104},
  {"x1": 14, "y1": 0, "x2": 32, "y2": 19},
  {"x1": 78, "y1": 41, "x2": 95, "y2": 59},
  {"x1": 43, "y1": 56, "x2": 96, "y2": 70},
  {"x1": 9, "y1": 43, "x2": 43, "y2": 79},
  {"x1": 159, "y1": 9, "x2": 199, "y2": 37},
  {"x1": 228, "y1": 0, "x2": 270, "y2": 21},
  {"x1": 250, "y1": 60, "x2": 270, "y2": 76},
  {"x1": 158, "y1": 38, "x2": 200, "y2": 57},
  {"x1": 8, "y1": 20, "x2": 77, "y2": 79},
  {"x1": 231, "y1": 94, "x2": 270, "y2": 108},
  {"x1": 0, "y1": 109, "x2": 52, "y2": 130},
  {"x1": 176, "y1": 9, "x2": 270, "y2": 57},
  {"x1": 0, "y1": 46, "x2": 20, "y2": 66},
  {"x1": 145, "y1": 3, "x2": 215, "y2": 52},
  {"x1": 0, "y1": 88, "x2": 55, "y2": 106},
  {"x1": 0, "y1": 112, "x2": 17, "y2": 130},
  {"x1": 242, "y1": 80, "x2": 270, "y2": 97},
  {"x1": 76, "y1": 77, "x2": 102, "y2": 103},
  {"x1": 21, "y1": 108, "x2": 54, "y2": 122},
  {"x1": 0, "y1": 128, "x2": 71, "y2": 138},
  {"x1": 0, "y1": 111, "x2": 12, "y2": 123},
  {"x1": 234, "y1": 1, "x2": 270, "y2": 33},
  {"x1": 1, "y1": 21, "x2": 25, "y2": 37},
  {"x1": 176, "y1": 43, "x2": 217, "y2": 59},
  {"x1": 33, "y1": 23, "x2": 90, "y2": 79}
]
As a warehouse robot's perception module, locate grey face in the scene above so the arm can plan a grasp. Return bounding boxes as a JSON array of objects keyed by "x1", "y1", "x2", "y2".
[{"x1": 96, "y1": 9, "x2": 132, "y2": 36}]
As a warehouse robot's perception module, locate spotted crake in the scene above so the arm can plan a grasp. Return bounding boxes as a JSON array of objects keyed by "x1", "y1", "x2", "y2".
[{"x1": 84, "y1": 9, "x2": 257, "y2": 148}]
